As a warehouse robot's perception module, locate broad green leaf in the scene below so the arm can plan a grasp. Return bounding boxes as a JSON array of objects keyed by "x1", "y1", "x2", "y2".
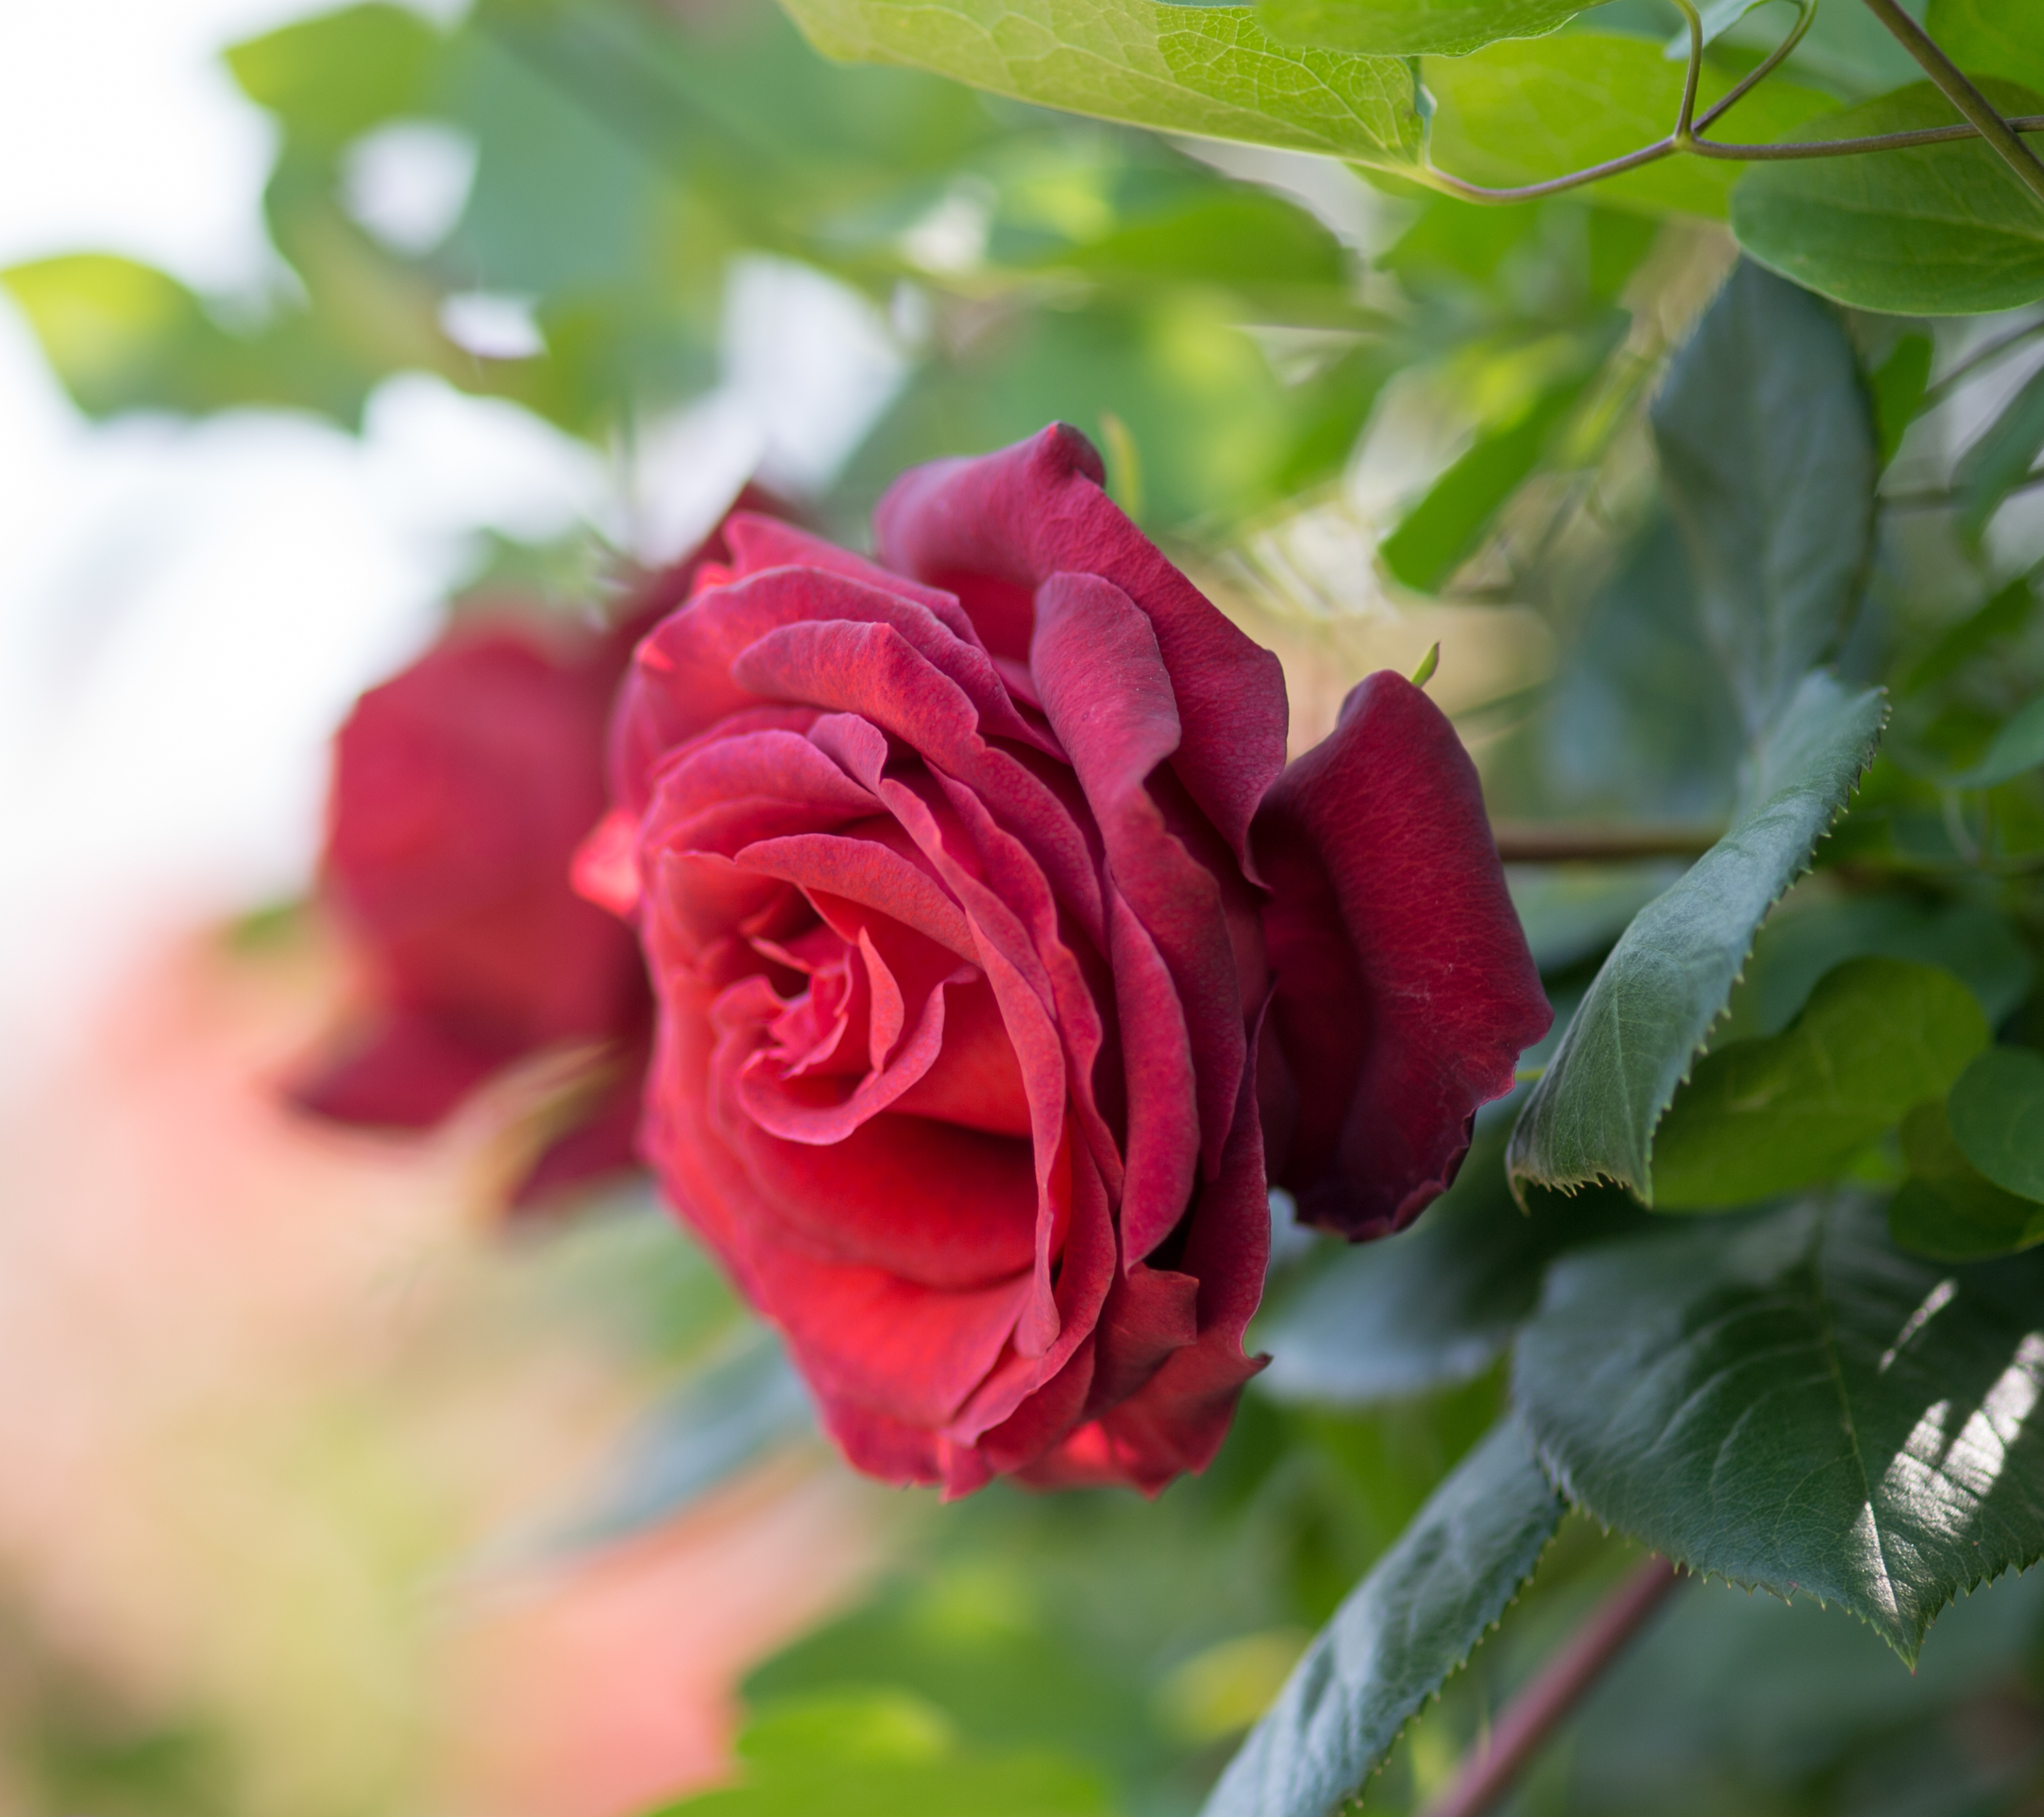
[
  {"x1": 1731, "y1": 80, "x2": 2044, "y2": 315},
  {"x1": 1891, "y1": 1102, "x2": 2044, "y2": 1260},
  {"x1": 1652, "y1": 957, "x2": 1989, "y2": 1210},
  {"x1": 1652, "y1": 260, "x2": 1876, "y2": 735},
  {"x1": 1255, "y1": 0, "x2": 1592, "y2": 58},
  {"x1": 1947, "y1": 1046, "x2": 2044, "y2": 1202},
  {"x1": 1258, "y1": 1131, "x2": 1644, "y2": 1405},
  {"x1": 1903, "y1": 571, "x2": 2038, "y2": 691},
  {"x1": 224, "y1": 2, "x2": 444, "y2": 148},
  {"x1": 1947, "y1": 694, "x2": 2044, "y2": 787},
  {"x1": 1508, "y1": 673, "x2": 1889, "y2": 1204},
  {"x1": 1202, "y1": 1418, "x2": 1565, "y2": 1817},
  {"x1": 1869, "y1": 330, "x2": 1933, "y2": 468},
  {"x1": 1423, "y1": 35, "x2": 1837, "y2": 219},
  {"x1": 1926, "y1": 0, "x2": 2044, "y2": 97},
  {"x1": 1711, "y1": 894, "x2": 2033, "y2": 1043},
  {"x1": 1380, "y1": 361, "x2": 1598, "y2": 593},
  {"x1": 1515, "y1": 1195, "x2": 2044, "y2": 1659},
  {"x1": 776, "y1": 0, "x2": 1427, "y2": 171},
  {"x1": 1956, "y1": 363, "x2": 2044, "y2": 542}
]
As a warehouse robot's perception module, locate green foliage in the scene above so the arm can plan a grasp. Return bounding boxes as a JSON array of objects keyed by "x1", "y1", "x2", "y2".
[
  {"x1": 1515, "y1": 1196, "x2": 2044, "y2": 1659},
  {"x1": 1731, "y1": 81, "x2": 2044, "y2": 315},
  {"x1": 1925, "y1": 0, "x2": 2044, "y2": 94},
  {"x1": 1947, "y1": 693, "x2": 2044, "y2": 787},
  {"x1": 1508, "y1": 673, "x2": 1889, "y2": 1205},
  {"x1": 1650, "y1": 956, "x2": 1989, "y2": 1209},
  {"x1": 1200, "y1": 1419, "x2": 1565, "y2": 1817},
  {"x1": 1891, "y1": 1100, "x2": 2044, "y2": 1260},
  {"x1": 1903, "y1": 571, "x2": 2039, "y2": 691},
  {"x1": 1651, "y1": 260, "x2": 1876, "y2": 735},
  {"x1": 1255, "y1": 0, "x2": 1600, "y2": 57},
  {"x1": 1954, "y1": 362, "x2": 2044, "y2": 543},
  {"x1": 222, "y1": 4, "x2": 441, "y2": 149},
  {"x1": 1947, "y1": 1045, "x2": 2044, "y2": 1202}
]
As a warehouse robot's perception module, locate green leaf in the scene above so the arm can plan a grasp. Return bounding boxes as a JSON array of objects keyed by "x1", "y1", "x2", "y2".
[
  {"x1": 1651, "y1": 260, "x2": 1876, "y2": 735},
  {"x1": 1254, "y1": 0, "x2": 1593, "y2": 59},
  {"x1": 224, "y1": 2, "x2": 444, "y2": 148},
  {"x1": 1515, "y1": 1196, "x2": 2044, "y2": 1660},
  {"x1": 1258, "y1": 1131, "x2": 1645, "y2": 1405},
  {"x1": 1925, "y1": 0, "x2": 2044, "y2": 97},
  {"x1": 1711, "y1": 893, "x2": 2033, "y2": 1044},
  {"x1": 1731, "y1": 80, "x2": 2044, "y2": 316},
  {"x1": 1947, "y1": 693, "x2": 2044, "y2": 788},
  {"x1": 1202, "y1": 1417, "x2": 1565, "y2": 1817},
  {"x1": 1947, "y1": 1046, "x2": 2044, "y2": 1202},
  {"x1": 1903, "y1": 571, "x2": 2039, "y2": 691},
  {"x1": 1508, "y1": 672, "x2": 1889, "y2": 1205},
  {"x1": 1869, "y1": 330, "x2": 1933, "y2": 468},
  {"x1": 776, "y1": 0, "x2": 1427, "y2": 172},
  {"x1": 1891, "y1": 1102, "x2": 2044, "y2": 1260},
  {"x1": 1955, "y1": 363, "x2": 2044, "y2": 542},
  {"x1": 1423, "y1": 35, "x2": 1837, "y2": 219},
  {"x1": 1651, "y1": 957, "x2": 1989, "y2": 1210},
  {"x1": 1379, "y1": 361, "x2": 1599, "y2": 593}
]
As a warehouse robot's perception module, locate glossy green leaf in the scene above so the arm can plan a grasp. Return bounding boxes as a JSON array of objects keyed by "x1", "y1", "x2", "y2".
[
  {"x1": 1258, "y1": 1131, "x2": 1644, "y2": 1405},
  {"x1": 1947, "y1": 694, "x2": 2044, "y2": 787},
  {"x1": 1515, "y1": 1196, "x2": 2044, "y2": 1659},
  {"x1": 1202, "y1": 1418, "x2": 1565, "y2": 1817},
  {"x1": 1255, "y1": 0, "x2": 1593, "y2": 58},
  {"x1": 1926, "y1": 0, "x2": 2044, "y2": 97},
  {"x1": 1891, "y1": 1102, "x2": 2044, "y2": 1260},
  {"x1": 224, "y1": 2, "x2": 444, "y2": 148},
  {"x1": 1956, "y1": 363, "x2": 2044, "y2": 542},
  {"x1": 1652, "y1": 261, "x2": 1876, "y2": 734},
  {"x1": 777, "y1": 0, "x2": 1427, "y2": 171},
  {"x1": 1507, "y1": 673, "x2": 1889, "y2": 1204},
  {"x1": 1869, "y1": 331, "x2": 1932, "y2": 468},
  {"x1": 1652, "y1": 957, "x2": 1989, "y2": 1211},
  {"x1": 1731, "y1": 80, "x2": 2044, "y2": 315},
  {"x1": 1711, "y1": 894, "x2": 2033, "y2": 1044},
  {"x1": 1948, "y1": 1046, "x2": 2044, "y2": 1202},
  {"x1": 1424, "y1": 35, "x2": 1836, "y2": 219}
]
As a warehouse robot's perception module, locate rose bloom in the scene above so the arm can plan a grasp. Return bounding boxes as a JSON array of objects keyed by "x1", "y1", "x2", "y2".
[
  {"x1": 592, "y1": 427, "x2": 1549, "y2": 1492},
  {"x1": 295, "y1": 510, "x2": 771, "y2": 1202}
]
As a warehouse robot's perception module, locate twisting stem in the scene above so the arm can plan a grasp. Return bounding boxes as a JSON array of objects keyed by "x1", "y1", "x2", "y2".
[
  {"x1": 1857, "y1": 0, "x2": 2044, "y2": 206},
  {"x1": 1691, "y1": 0, "x2": 1817, "y2": 132},
  {"x1": 1418, "y1": 1557, "x2": 1685, "y2": 1817}
]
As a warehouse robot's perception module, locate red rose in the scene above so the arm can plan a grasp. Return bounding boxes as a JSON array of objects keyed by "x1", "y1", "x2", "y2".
[
  {"x1": 601, "y1": 427, "x2": 1548, "y2": 1493},
  {"x1": 295, "y1": 503, "x2": 781, "y2": 1202}
]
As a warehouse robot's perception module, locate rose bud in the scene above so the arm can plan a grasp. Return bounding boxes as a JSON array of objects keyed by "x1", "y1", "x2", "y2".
[
  {"x1": 294, "y1": 501, "x2": 780, "y2": 1204},
  {"x1": 593, "y1": 426, "x2": 1549, "y2": 1493}
]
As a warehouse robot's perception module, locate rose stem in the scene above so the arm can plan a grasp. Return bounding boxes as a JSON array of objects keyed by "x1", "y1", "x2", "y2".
[{"x1": 1418, "y1": 1555, "x2": 1685, "y2": 1817}]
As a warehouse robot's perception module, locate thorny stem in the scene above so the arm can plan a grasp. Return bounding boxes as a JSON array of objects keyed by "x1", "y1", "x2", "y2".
[
  {"x1": 1417, "y1": 1558, "x2": 1685, "y2": 1817},
  {"x1": 1857, "y1": 0, "x2": 2044, "y2": 207},
  {"x1": 1415, "y1": 0, "x2": 2044, "y2": 206}
]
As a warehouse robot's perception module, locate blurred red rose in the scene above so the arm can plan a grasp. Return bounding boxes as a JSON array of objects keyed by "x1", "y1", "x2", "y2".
[
  {"x1": 595, "y1": 425, "x2": 1549, "y2": 1493},
  {"x1": 295, "y1": 505, "x2": 776, "y2": 1203}
]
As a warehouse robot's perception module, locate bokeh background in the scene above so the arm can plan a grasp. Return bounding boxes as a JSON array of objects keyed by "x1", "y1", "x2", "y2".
[{"x1": 5, "y1": 1, "x2": 2044, "y2": 1813}]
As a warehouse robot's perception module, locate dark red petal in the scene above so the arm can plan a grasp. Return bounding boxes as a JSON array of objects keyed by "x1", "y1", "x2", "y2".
[
  {"x1": 873, "y1": 424, "x2": 1287, "y2": 874},
  {"x1": 1254, "y1": 672, "x2": 1551, "y2": 1239}
]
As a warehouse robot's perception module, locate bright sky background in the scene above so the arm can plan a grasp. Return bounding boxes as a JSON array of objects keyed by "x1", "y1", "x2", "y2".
[{"x1": 0, "y1": 0, "x2": 903, "y2": 1057}]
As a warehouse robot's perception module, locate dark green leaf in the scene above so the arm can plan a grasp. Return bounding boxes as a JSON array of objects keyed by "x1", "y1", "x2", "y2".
[
  {"x1": 1651, "y1": 260, "x2": 1877, "y2": 734},
  {"x1": 1508, "y1": 673, "x2": 1889, "y2": 1204},
  {"x1": 1869, "y1": 330, "x2": 1933, "y2": 468},
  {"x1": 1255, "y1": 0, "x2": 1595, "y2": 58},
  {"x1": 1515, "y1": 1196, "x2": 2044, "y2": 1659},
  {"x1": 1258, "y1": 1131, "x2": 1645, "y2": 1405},
  {"x1": 1202, "y1": 1418, "x2": 1564, "y2": 1817},
  {"x1": 1423, "y1": 35, "x2": 1836, "y2": 219},
  {"x1": 1652, "y1": 957, "x2": 1989, "y2": 1210},
  {"x1": 1947, "y1": 694, "x2": 2044, "y2": 788},
  {"x1": 1711, "y1": 893, "x2": 2033, "y2": 1043},
  {"x1": 776, "y1": 0, "x2": 1427, "y2": 172},
  {"x1": 224, "y1": 2, "x2": 443, "y2": 149},
  {"x1": 1731, "y1": 80, "x2": 2044, "y2": 316},
  {"x1": 1891, "y1": 1101, "x2": 2044, "y2": 1260},
  {"x1": 1925, "y1": 0, "x2": 2044, "y2": 97},
  {"x1": 1955, "y1": 363, "x2": 2044, "y2": 542},
  {"x1": 1903, "y1": 571, "x2": 2039, "y2": 691},
  {"x1": 1947, "y1": 1045, "x2": 2044, "y2": 1202}
]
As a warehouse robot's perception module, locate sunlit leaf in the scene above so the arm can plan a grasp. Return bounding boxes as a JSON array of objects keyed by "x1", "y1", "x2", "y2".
[
  {"x1": 224, "y1": 2, "x2": 444, "y2": 149},
  {"x1": 1202, "y1": 1417, "x2": 1564, "y2": 1817},
  {"x1": 1515, "y1": 1196, "x2": 2044, "y2": 1659},
  {"x1": 1508, "y1": 673, "x2": 1888, "y2": 1204},
  {"x1": 1651, "y1": 260, "x2": 1876, "y2": 735},
  {"x1": 1947, "y1": 1046, "x2": 2044, "y2": 1203},
  {"x1": 1255, "y1": 0, "x2": 1595, "y2": 59},
  {"x1": 1926, "y1": 0, "x2": 2044, "y2": 97},
  {"x1": 1652, "y1": 957, "x2": 1989, "y2": 1210},
  {"x1": 1891, "y1": 1102, "x2": 2044, "y2": 1261},
  {"x1": 1731, "y1": 80, "x2": 2044, "y2": 315}
]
